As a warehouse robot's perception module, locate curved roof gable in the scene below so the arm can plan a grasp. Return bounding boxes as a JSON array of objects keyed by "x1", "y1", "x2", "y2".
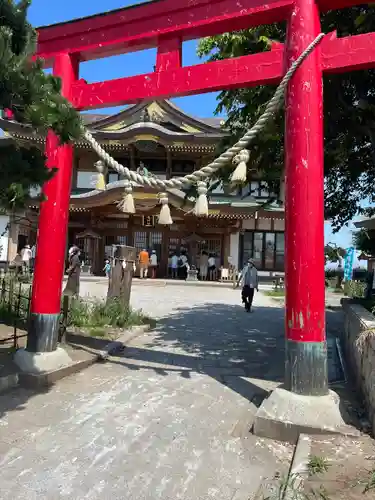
[{"x1": 88, "y1": 100, "x2": 226, "y2": 136}]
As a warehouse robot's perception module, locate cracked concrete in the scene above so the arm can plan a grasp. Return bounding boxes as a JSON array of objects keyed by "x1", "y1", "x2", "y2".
[{"x1": 0, "y1": 285, "x2": 345, "y2": 499}]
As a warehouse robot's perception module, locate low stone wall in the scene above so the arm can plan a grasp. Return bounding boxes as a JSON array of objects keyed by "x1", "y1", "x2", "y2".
[{"x1": 341, "y1": 299, "x2": 375, "y2": 434}]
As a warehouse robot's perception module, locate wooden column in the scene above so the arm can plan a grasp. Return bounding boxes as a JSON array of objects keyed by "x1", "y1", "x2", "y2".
[
  {"x1": 107, "y1": 245, "x2": 136, "y2": 306},
  {"x1": 223, "y1": 232, "x2": 230, "y2": 267},
  {"x1": 166, "y1": 149, "x2": 172, "y2": 179},
  {"x1": 128, "y1": 215, "x2": 134, "y2": 247},
  {"x1": 162, "y1": 226, "x2": 170, "y2": 277},
  {"x1": 129, "y1": 145, "x2": 136, "y2": 171}
]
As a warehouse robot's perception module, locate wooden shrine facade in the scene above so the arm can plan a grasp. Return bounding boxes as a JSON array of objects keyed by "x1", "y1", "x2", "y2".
[{"x1": 4, "y1": 98, "x2": 285, "y2": 276}]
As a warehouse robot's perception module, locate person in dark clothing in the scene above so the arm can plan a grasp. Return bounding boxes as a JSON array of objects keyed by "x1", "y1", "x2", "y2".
[
  {"x1": 237, "y1": 259, "x2": 259, "y2": 312},
  {"x1": 64, "y1": 246, "x2": 81, "y2": 297}
]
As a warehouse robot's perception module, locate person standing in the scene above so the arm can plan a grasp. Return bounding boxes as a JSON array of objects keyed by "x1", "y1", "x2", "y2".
[
  {"x1": 21, "y1": 244, "x2": 32, "y2": 276},
  {"x1": 200, "y1": 251, "x2": 209, "y2": 281},
  {"x1": 170, "y1": 252, "x2": 178, "y2": 279},
  {"x1": 30, "y1": 243, "x2": 36, "y2": 272},
  {"x1": 179, "y1": 252, "x2": 189, "y2": 280},
  {"x1": 149, "y1": 250, "x2": 158, "y2": 279},
  {"x1": 208, "y1": 253, "x2": 216, "y2": 281},
  {"x1": 237, "y1": 259, "x2": 259, "y2": 312},
  {"x1": 64, "y1": 246, "x2": 81, "y2": 297},
  {"x1": 138, "y1": 248, "x2": 150, "y2": 279},
  {"x1": 103, "y1": 259, "x2": 111, "y2": 280}
]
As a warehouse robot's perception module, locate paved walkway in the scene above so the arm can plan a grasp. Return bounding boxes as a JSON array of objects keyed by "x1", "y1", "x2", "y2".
[{"x1": 0, "y1": 286, "x2": 346, "y2": 499}]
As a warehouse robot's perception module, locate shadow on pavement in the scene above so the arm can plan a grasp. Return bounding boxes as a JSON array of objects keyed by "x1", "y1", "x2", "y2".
[
  {"x1": 105, "y1": 302, "x2": 359, "y2": 422},
  {"x1": 0, "y1": 300, "x2": 363, "y2": 433}
]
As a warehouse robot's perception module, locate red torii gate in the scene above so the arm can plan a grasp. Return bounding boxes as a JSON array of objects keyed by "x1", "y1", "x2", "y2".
[{"x1": 29, "y1": 0, "x2": 374, "y2": 394}]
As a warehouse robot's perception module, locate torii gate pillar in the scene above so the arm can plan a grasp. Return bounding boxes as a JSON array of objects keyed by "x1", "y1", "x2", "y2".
[
  {"x1": 27, "y1": 53, "x2": 79, "y2": 353},
  {"x1": 284, "y1": 0, "x2": 327, "y2": 395}
]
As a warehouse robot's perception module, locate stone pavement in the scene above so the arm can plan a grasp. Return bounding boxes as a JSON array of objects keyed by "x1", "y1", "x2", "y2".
[{"x1": 0, "y1": 285, "x2": 350, "y2": 499}]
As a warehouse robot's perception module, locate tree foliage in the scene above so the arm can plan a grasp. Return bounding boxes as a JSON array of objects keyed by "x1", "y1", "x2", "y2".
[
  {"x1": 324, "y1": 244, "x2": 346, "y2": 265},
  {"x1": 0, "y1": 0, "x2": 82, "y2": 209},
  {"x1": 197, "y1": 6, "x2": 375, "y2": 231},
  {"x1": 353, "y1": 229, "x2": 375, "y2": 255}
]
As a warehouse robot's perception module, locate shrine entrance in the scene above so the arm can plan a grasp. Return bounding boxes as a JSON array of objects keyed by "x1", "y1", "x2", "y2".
[{"x1": 27, "y1": 0, "x2": 375, "y2": 396}]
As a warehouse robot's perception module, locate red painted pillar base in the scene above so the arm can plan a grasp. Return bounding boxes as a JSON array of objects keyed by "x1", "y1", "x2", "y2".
[
  {"x1": 284, "y1": 0, "x2": 327, "y2": 395},
  {"x1": 27, "y1": 53, "x2": 78, "y2": 353}
]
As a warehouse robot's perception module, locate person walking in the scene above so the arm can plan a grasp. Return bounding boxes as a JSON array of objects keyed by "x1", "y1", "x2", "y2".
[
  {"x1": 237, "y1": 258, "x2": 259, "y2": 312},
  {"x1": 138, "y1": 248, "x2": 150, "y2": 279},
  {"x1": 103, "y1": 259, "x2": 111, "y2": 280},
  {"x1": 64, "y1": 246, "x2": 81, "y2": 297},
  {"x1": 149, "y1": 250, "x2": 158, "y2": 279}
]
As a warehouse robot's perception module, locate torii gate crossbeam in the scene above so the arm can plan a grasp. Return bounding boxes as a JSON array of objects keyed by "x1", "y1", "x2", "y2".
[{"x1": 28, "y1": 0, "x2": 375, "y2": 396}]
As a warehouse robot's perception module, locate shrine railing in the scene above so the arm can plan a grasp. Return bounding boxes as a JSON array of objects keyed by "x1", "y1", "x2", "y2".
[{"x1": 0, "y1": 278, "x2": 70, "y2": 350}]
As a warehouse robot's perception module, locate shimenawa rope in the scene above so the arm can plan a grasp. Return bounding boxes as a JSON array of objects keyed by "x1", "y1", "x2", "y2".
[
  {"x1": 83, "y1": 33, "x2": 324, "y2": 222},
  {"x1": 2, "y1": 33, "x2": 324, "y2": 224}
]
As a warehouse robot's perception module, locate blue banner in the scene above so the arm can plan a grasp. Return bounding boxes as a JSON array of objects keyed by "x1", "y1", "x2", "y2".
[{"x1": 344, "y1": 247, "x2": 355, "y2": 281}]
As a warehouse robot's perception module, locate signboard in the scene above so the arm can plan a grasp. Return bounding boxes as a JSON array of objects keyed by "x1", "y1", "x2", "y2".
[
  {"x1": 142, "y1": 215, "x2": 157, "y2": 227},
  {"x1": 344, "y1": 246, "x2": 355, "y2": 281}
]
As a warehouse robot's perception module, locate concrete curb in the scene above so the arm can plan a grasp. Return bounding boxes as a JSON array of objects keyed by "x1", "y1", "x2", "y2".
[
  {"x1": 98, "y1": 324, "x2": 152, "y2": 360},
  {"x1": 1, "y1": 324, "x2": 152, "y2": 392},
  {"x1": 283, "y1": 434, "x2": 311, "y2": 500}
]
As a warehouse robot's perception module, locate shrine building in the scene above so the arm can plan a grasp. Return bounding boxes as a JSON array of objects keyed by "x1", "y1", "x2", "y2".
[{"x1": 2, "y1": 100, "x2": 285, "y2": 277}]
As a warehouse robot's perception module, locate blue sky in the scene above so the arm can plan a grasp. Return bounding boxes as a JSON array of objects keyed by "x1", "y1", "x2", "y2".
[
  {"x1": 28, "y1": 0, "x2": 222, "y2": 119},
  {"x1": 28, "y1": 0, "x2": 359, "y2": 252}
]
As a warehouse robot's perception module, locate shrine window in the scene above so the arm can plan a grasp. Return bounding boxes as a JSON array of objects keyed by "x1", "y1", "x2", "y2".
[
  {"x1": 108, "y1": 171, "x2": 121, "y2": 184},
  {"x1": 76, "y1": 171, "x2": 97, "y2": 190},
  {"x1": 241, "y1": 181, "x2": 278, "y2": 199},
  {"x1": 239, "y1": 231, "x2": 285, "y2": 271},
  {"x1": 171, "y1": 160, "x2": 195, "y2": 176}
]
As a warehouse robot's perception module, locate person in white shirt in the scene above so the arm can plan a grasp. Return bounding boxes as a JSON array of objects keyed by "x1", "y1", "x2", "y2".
[
  {"x1": 236, "y1": 258, "x2": 259, "y2": 313},
  {"x1": 208, "y1": 254, "x2": 217, "y2": 281},
  {"x1": 179, "y1": 253, "x2": 189, "y2": 280},
  {"x1": 170, "y1": 252, "x2": 178, "y2": 279},
  {"x1": 21, "y1": 245, "x2": 32, "y2": 274},
  {"x1": 149, "y1": 250, "x2": 158, "y2": 279}
]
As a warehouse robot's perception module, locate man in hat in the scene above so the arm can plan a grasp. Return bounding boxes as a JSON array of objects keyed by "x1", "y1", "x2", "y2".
[{"x1": 237, "y1": 258, "x2": 259, "y2": 312}]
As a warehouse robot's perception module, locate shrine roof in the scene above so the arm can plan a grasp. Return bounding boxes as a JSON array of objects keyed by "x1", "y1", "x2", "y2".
[
  {"x1": 66, "y1": 180, "x2": 284, "y2": 218},
  {"x1": 0, "y1": 99, "x2": 227, "y2": 146},
  {"x1": 354, "y1": 217, "x2": 375, "y2": 230}
]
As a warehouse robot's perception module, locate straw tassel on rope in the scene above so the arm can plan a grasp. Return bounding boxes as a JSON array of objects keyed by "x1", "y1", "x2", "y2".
[
  {"x1": 157, "y1": 192, "x2": 173, "y2": 225},
  {"x1": 95, "y1": 160, "x2": 107, "y2": 191},
  {"x1": 194, "y1": 181, "x2": 209, "y2": 216},
  {"x1": 231, "y1": 149, "x2": 250, "y2": 183},
  {"x1": 117, "y1": 181, "x2": 135, "y2": 214}
]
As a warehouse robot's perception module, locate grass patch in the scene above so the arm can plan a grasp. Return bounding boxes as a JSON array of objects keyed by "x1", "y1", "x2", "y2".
[
  {"x1": 67, "y1": 297, "x2": 152, "y2": 331},
  {"x1": 263, "y1": 455, "x2": 330, "y2": 499},
  {"x1": 265, "y1": 290, "x2": 285, "y2": 298},
  {"x1": 307, "y1": 456, "x2": 330, "y2": 476},
  {"x1": 363, "y1": 469, "x2": 375, "y2": 493}
]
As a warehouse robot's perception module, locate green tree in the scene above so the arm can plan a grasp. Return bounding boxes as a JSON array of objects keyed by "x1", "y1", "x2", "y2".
[
  {"x1": 324, "y1": 244, "x2": 346, "y2": 265},
  {"x1": 197, "y1": 6, "x2": 375, "y2": 231},
  {"x1": 353, "y1": 229, "x2": 375, "y2": 256},
  {"x1": 0, "y1": 0, "x2": 82, "y2": 209}
]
